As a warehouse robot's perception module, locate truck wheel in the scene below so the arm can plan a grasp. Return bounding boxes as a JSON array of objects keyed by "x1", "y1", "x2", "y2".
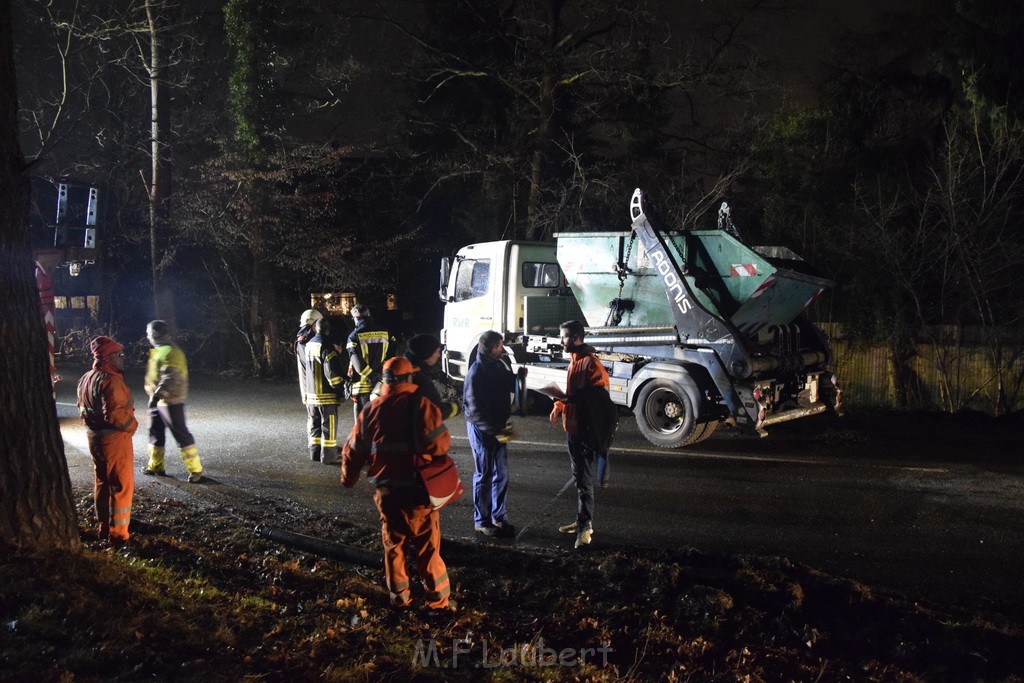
[{"x1": 633, "y1": 378, "x2": 703, "y2": 448}]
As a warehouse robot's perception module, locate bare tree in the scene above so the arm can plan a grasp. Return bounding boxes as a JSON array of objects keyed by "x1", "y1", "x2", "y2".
[
  {"x1": 144, "y1": 0, "x2": 176, "y2": 322},
  {"x1": 919, "y1": 106, "x2": 1024, "y2": 413},
  {"x1": 1, "y1": 0, "x2": 81, "y2": 552},
  {"x1": 16, "y1": 0, "x2": 219, "y2": 327},
  {"x1": 366, "y1": 0, "x2": 775, "y2": 242},
  {"x1": 855, "y1": 100, "x2": 1024, "y2": 414}
]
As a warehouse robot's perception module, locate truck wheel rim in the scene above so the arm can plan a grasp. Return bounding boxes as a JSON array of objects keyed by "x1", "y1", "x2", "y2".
[{"x1": 644, "y1": 387, "x2": 685, "y2": 434}]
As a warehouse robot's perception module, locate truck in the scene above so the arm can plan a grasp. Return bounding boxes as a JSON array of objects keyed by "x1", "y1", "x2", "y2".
[{"x1": 438, "y1": 188, "x2": 842, "y2": 449}]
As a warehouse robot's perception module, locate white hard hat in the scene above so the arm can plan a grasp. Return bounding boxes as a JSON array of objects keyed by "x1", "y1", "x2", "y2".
[{"x1": 300, "y1": 308, "x2": 323, "y2": 325}]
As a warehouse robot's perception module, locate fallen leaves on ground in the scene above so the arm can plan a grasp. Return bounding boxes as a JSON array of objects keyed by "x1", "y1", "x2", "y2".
[{"x1": 2, "y1": 482, "x2": 1024, "y2": 682}]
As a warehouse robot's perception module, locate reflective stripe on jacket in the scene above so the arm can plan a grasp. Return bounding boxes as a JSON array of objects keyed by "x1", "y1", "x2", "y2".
[
  {"x1": 341, "y1": 383, "x2": 450, "y2": 488},
  {"x1": 78, "y1": 361, "x2": 138, "y2": 436},
  {"x1": 551, "y1": 344, "x2": 609, "y2": 434},
  {"x1": 304, "y1": 335, "x2": 346, "y2": 405},
  {"x1": 347, "y1": 321, "x2": 394, "y2": 394}
]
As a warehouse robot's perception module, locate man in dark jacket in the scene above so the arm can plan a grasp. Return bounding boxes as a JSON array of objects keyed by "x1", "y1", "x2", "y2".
[
  {"x1": 404, "y1": 333, "x2": 460, "y2": 421},
  {"x1": 463, "y1": 330, "x2": 525, "y2": 538}
]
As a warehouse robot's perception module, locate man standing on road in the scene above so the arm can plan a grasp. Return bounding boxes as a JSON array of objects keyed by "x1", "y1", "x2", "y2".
[
  {"x1": 296, "y1": 308, "x2": 329, "y2": 461},
  {"x1": 340, "y1": 357, "x2": 452, "y2": 610},
  {"x1": 463, "y1": 330, "x2": 525, "y2": 539},
  {"x1": 346, "y1": 303, "x2": 394, "y2": 421},
  {"x1": 303, "y1": 317, "x2": 347, "y2": 464},
  {"x1": 295, "y1": 308, "x2": 322, "y2": 404},
  {"x1": 550, "y1": 320, "x2": 610, "y2": 549},
  {"x1": 404, "y1": 333, "x2": 460, "y2": 421},
  {"x1": 77, "y1": 336, "x2": 137, "y2": 546},
  {"x1": 144, "y1": 320, "x2": 203, "y2": 483}
]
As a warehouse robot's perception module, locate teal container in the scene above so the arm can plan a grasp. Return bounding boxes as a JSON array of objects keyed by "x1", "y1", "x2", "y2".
[{"x1": 556, "y1": 230, "x2": 832, "y2": 334}]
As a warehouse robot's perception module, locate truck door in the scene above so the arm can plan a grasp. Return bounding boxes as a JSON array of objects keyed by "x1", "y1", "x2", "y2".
[
  {"x1": 441, "y1": 252, "x2": 495, "y2": 379},
  {"x1": 507, "y1": 244, "x2": 561, "y2": 332}
]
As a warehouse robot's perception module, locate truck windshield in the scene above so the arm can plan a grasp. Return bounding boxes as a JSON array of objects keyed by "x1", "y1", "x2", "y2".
[
  {"x1": 522, "y1": 262, "x2": 561, "y2": 288},
  {"x1": 454, "y1": 258, "x2": 490, "y2": 301}
]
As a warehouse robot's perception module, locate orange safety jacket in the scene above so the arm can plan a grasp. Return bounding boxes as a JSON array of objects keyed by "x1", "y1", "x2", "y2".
[
  {"x1": 551, "y1": 344, "x2": 609, "y2": 434},
  {"x1": 77, "y1": 361, "x2": 138, "y2": 436},
  {"x1": 341, "y1": 382, "x2": 450, "y2": 488}
]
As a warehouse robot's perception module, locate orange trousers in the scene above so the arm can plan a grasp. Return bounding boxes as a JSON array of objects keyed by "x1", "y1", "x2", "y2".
[
  {"x1": 88, "y1": 432, "x2": 135, "y2": 542},
  {"x1": 373, "y1": 488, "x2": 450, "y2": 609}
]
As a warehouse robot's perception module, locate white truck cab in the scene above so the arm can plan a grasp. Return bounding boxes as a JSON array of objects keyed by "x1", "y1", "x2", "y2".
[{"x1": 439, "y1": 240, "x2": 572, "y2": 380}]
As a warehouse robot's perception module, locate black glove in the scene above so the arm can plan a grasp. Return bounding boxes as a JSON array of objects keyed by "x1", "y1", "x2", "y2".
[{"x1": 148, "y1": 395, "x2": 159, "y2": 409}]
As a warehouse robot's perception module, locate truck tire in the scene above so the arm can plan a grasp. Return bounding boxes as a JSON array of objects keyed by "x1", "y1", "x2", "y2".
[{"x1": 633, "y1": 378, "x2": 707, "y2": 448}]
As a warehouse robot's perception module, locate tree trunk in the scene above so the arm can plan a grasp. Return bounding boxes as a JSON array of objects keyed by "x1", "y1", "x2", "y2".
[
  {"x1": 146, "y1": 0, "x2": 176, "y2": 325},
  {"x1": 526, "y1": 0, "x2": 563, "y2": 242},
  {"x1": 0, "y1": 0, "x2": 82, "y2": 552},
  {"x1": 249, "y1": 244, "x2": 265, "y2": 376},
  {"x1": 526, "y1": 72, "x2": 556, "y2": 241},
  {"x1": 888, "y1": 337, "x2": 920, "y2": 410}
]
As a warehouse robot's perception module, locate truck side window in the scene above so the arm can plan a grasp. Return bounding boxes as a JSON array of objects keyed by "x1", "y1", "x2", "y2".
[
  {"x1": 454, "y1": 258, "x2": 490, "y2": 301},
  {"x1": 522, "y1": 262, "x2": 561, "y2": 288}
]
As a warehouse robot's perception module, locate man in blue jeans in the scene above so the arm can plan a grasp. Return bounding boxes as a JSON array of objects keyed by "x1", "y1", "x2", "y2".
[{"x1": 463, "y1": 331, "x2": 525, "y2": 538}]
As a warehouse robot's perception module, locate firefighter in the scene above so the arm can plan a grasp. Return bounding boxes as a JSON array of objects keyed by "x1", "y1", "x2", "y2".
[
  {"x1": 549, "y1": 320, "x2": 611, "y2": 549},
  {"x1": 296, "y1": 308, "x2": 324, "y2": 459},
  {"x1": 303, "y1": 317, "x2": 347, "y2": 464},
  {"x1": 77, "y1": 336, "x2": 137, "y2": 546},
  {"x1": 346, "y1": 303, "x2": 395, "y2": 421},
  {"x1": 144, "y1": 320, "x2": 204, "y2": 483},
  {"x1": 340, "y1": 357, "x2": 452, "y2": 610}
]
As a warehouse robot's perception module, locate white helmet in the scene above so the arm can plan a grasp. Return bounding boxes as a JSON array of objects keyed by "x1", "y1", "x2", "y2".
[{"x1": 300, "y1": 308, "x2": 323, "y2": 325}]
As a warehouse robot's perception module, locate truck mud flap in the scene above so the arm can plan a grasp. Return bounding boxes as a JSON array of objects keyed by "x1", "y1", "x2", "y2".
[{"x1": 757, "y1": 402, "x2": 829, "y2": 431}]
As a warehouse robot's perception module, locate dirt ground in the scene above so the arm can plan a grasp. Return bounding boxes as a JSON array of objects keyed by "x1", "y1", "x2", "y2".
[{"x1": 3, "y1": 410, "x2": 1024, "y2": 682}]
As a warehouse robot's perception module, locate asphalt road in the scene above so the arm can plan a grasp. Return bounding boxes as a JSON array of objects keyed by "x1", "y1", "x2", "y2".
[{"x1": 56, "y1": 369, "x2": 1024, "y2": 612}]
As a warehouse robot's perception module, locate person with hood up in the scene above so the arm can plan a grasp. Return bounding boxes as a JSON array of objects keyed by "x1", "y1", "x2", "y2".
[
  {"x1": 404, "y1": 333, "x2": 460, "y2": 421},
  {"x1": 77, "y1": 336, "x2": 138, "y2": 546},
  {"x1": 549, "y1": 320, "x2": 610, "y2": 549},
  {"x1": 463, "y1": 330, "x2": 525, "y2": 538},
  {"x1": 143, "y1": 320, "x2": 203, "y2": 483}
]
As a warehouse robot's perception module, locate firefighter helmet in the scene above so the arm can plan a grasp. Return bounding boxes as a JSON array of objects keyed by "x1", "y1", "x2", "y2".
[{"x1": 300, "y1": 309, "x2": 323, "y2": 325}]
